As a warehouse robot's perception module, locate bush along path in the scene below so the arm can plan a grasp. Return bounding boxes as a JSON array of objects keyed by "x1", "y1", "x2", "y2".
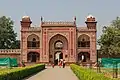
[
  {"x1": 0, "y1": 64, "x2": 45, "y2": 80},
  {"x1": 70, "y1": 64, "x2": 119, "y2": 80}
]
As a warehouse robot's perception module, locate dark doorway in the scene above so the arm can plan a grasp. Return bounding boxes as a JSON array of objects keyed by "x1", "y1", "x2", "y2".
[
  {"x1": 27, "y1": 52, "x2": 39, "y2": 62},
  {"x1": 32, "y1": 54, "x2": 37, "y2": 62},
  {"x1": 54, "y1": 51, "x2": 63, "y2": 65},
  {"x1": 78, "y1": 52, "x2": 90, "y2": 62},
  {"x1": 59, "y1": 53, "x2": 63, "y2": 59}
]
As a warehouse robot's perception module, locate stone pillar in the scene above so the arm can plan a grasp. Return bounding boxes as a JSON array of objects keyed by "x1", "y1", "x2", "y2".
[{"x1": 90, "y1": 32, "x2": 97, "y2": 62}]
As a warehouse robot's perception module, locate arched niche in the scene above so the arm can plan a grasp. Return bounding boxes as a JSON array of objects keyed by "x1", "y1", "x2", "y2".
[
  {"x1": 78, "y1": 34, "x2": 90, "y2": 48},
  {"x1": 27, "y1": 34, "x2": 40, "y2": 49}
]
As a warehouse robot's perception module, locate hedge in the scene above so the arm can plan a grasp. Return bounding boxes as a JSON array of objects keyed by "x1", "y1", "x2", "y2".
[
  {"x1": 70, "y1": 64, "x2": 119, "y2": 80},
  {"x1": 0, "y1": 64, "x2": 45, "y2": 80}
]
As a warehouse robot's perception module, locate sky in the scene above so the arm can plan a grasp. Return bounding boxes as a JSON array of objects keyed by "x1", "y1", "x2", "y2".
[{"x1": 0, "y1": 0, "x2": 120, "y2": 42}]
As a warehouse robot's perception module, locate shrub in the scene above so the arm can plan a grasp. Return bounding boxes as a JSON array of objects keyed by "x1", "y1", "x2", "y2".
[
  {"x1": 0, "y1": 64, "x2": 45, "y2": 80},
  {"x1": 70, "y1": 64, "x2": 119, "y2": 80}
]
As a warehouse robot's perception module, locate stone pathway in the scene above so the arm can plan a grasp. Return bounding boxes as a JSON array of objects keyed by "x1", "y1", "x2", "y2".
[{"x1": 25, "y1": 66, "x2": 79, "y2": 80}]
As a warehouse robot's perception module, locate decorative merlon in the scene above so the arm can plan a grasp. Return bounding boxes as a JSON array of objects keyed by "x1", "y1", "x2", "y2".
[
  {"x1": 77, "y1": 27, "x2": 96, "y2": 31},
  {"x1": 41, "y1": 21, "x2": 76, "y2": 26},
  {"x1": 21, "y1": 27, "x2": 41, "y2": 31},
  {"x1": 0, "y1": 49, "x2": 21, "y2": 54}
]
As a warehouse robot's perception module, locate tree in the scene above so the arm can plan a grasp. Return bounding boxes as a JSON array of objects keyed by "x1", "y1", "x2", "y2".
[
  {"x1": 0, "y1": 16, "x2": 19, "y2": 49},
  {"x1": 11, "y1": 40, "x2": 20, "y2": 49},
  {"x1": 98, "y1": 17, "x2": 120, "y2": 57},
  {"x1": 111, "y1": 17, "x2": 120, "y2": 29}
]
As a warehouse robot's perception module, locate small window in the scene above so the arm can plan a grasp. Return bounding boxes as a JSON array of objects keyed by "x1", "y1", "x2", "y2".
[
  {"x1": 49, "y1": 55, "x2": 52, "y2": 58},
  {"x1": 33, "y1": 38, "x2": 36, "y2": 41},
  {"x1": 54, "y1": 41, "x2": 63, "y2": 49},
  {"x1": 65, "y1": 55, "x2": 68, "y2": 58}
]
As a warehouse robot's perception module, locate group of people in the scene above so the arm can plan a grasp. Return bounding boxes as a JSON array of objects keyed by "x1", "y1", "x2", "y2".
[
  {"x1": 58, "y1": 59, "x2": 66, "y2": 68},
  {"x1": 52, "y1": 59, "x2": 66, "y2": 68}
]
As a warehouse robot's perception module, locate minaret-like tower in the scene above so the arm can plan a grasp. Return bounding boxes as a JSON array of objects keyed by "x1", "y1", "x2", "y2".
[
  {"x1": 86, "y1": 14, "x2": 97, "y2": 62},
  {"x1": 20, "y1": 16, "x2": 32, "y2": 62},
  {"x1": 85, "y1": 15, "x2": 97, "y2": 29}
]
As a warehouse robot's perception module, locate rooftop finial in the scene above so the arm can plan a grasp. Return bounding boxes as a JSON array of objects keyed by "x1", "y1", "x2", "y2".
[
  {"x1": 74, "y1": 16, "x2": 76, "y2": 21},
  {"x1": 73, "y1": 16, "x2": 76, "y2": 25},
  {"x1": 41, "y1": 16, "x2": 43, "y2": 22},
  {"x1": 87, "y1": 14, "x2": 94, "y2": 18},
  {"x1": 73, "y1": 16, "x2": 76, "y2": 21}
]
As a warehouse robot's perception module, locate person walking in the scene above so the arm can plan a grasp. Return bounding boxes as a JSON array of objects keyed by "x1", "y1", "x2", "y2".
[
  {"x1": 52, "y1": 63, "x2": 54, "y2": 68},
  {"x1": 51, "y1": 62, "x2": 54, "y2": 68},
  {"x1": 63, "y1": 59, "x2": 66, "y2": 68},
  {"x1": 59, "y1": 60, "x2": 62, "y2": 68}
]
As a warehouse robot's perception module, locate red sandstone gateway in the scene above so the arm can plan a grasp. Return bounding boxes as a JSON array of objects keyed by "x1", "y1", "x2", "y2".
[{"x1": 0, "y1": 15, "x2": 97, "y2": 65}]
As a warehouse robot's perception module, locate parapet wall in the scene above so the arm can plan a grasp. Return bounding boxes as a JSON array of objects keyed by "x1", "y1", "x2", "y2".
[
  {"x1": 0, "y1": 49, "x2": 21, "y2": 63},
  {"x1": 41, "y1": 21, "x2": 75, "y2": 27},
  {"x1": 0, "y1": 49, "x2": 21, "y2": 54}
]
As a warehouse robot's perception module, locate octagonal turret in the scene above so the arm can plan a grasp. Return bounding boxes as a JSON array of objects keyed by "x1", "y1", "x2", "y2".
[
  {"x1": 85, "y1": 14, "x2": 97, "y2": 29},
  {"x1": 21, "y1": 16, "x2": 32, "y2": 28}
]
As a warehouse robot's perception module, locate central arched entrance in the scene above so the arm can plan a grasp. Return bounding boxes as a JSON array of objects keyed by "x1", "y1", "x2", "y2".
[
  {"x1": 49, "y1": 34, "x2": 68, "y2": 64},
  {"x1": 27, "y1": 52, "x2": 40, "y2": 62},
  {"x1": 54, "y1": 51, "x2": 63, "y2": 65}
]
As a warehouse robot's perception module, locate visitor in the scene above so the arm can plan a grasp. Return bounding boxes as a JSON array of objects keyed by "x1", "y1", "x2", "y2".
[
  {"x1": 59, "y1": 60, "x2": 62, "y2": 68},
  {"x1": 21, "y1": 60, "x2": 25, "y2": 67},
  {"x1": 51, "y1": 62, "x2": 54, "y2": 68},
  {"x1": 52, "y1": 63, "x2": 54, "y2": 68},
  {"x1": 63, "y1": 59, "x2": 66, "y2": 68}
]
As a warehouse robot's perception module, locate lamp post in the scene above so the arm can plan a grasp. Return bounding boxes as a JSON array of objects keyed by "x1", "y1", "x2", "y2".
[
  {"x1": 113, "y1": 61, "x2": 118, "y2": 78},
  {"x1": 97, "y1": 50, "x2": 101, "y2": 73},
  {"x1": 97, "y1": 50, "x2": 99, "y2": 72}
]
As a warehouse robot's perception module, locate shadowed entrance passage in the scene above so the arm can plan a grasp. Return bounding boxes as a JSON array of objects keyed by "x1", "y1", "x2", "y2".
[
  {"x1": 25, "y1": 66, "x2": 79, "y2": 80},
  {"x1": 54, "y1": 51, "x2": 63, "y2": 65},
  {"x1": 49, "y1": 34, "x2": 68, "y2": 64},
  {"x1": 27, "y1": 52, "x2": 40, "y2": 62},
  {"x1": 78, "y1": 52, "x2": 90, "y2": 62}
]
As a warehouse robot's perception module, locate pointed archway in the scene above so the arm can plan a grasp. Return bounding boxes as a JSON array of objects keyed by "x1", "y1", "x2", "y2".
[
  {"x1": 49, "y1": 34, "x2": 68, "y2": 64},
  {"x1": 27, "y1": 34, "x2": 40, "y2": 49},
  {"x1": 78, "y1": 34, "x2": 90, "y2": 48}
]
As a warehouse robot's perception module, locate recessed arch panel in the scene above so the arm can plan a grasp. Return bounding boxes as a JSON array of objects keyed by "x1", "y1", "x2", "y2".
[
  {"x1": 27, "y1": 34, "x2": 40, "y2": 48},
  {"x1": 78, "y1": 34, "x2": 90, "y2": 47}
]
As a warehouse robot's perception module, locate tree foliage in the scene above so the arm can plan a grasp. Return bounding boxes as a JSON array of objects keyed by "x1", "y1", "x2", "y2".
[
  {"x1": 111, "y1": 16, "x2": 120, "y2": 29},
  {"x1": 0, "y1": 16, "x2": 20, "y2": 49},
  {"x1": 98, "y1": 17, "x2": 120, "y2": 57}
]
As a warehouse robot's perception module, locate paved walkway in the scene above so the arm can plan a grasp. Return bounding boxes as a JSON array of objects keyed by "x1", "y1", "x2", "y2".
[{"x1": 25, "y1": 66, "x2": 79, "y2": 80}]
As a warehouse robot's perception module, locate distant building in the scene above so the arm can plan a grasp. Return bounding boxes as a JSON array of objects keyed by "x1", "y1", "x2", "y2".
[{"x1": 0, "y1": 15, "x2": 97, "y2": 65}]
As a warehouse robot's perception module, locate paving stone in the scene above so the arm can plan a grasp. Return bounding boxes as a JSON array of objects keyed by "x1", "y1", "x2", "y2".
[{"x1": 25, "y1": 66, "x2": 79, "y2": 80}]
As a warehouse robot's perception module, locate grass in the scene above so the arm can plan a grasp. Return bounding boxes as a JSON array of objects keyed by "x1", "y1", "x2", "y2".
[
  {"x1": 92, "y1": 67, "x2": 120, "y2": 79},
  {"x1": 0, "y1": 67, "x2": 20, "y2": 71}
]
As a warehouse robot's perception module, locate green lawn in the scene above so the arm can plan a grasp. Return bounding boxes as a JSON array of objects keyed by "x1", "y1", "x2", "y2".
[
  {"x1": 93, "y1": 67, "x2": 120, "y2": 79},
  {"x1": 0, "y1": 67, "x2": 22, "y2": 73}
]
